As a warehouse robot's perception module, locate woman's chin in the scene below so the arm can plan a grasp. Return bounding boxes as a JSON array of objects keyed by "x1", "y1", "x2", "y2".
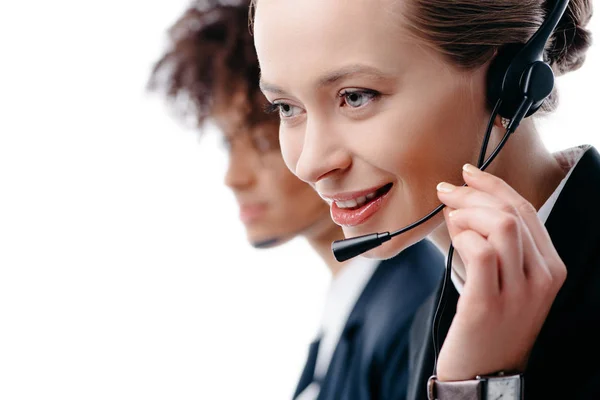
[{"x1": 247, "y1": 231, "x2": 292, "y2": 249}]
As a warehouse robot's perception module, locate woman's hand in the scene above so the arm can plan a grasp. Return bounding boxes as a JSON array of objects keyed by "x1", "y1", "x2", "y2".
[{"x1": 434, "y1": 163, "x2": 567, "y2": 381}]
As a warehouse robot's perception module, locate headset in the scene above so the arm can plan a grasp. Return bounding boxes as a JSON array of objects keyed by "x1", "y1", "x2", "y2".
[{"x1": 329, "y1": 0, "x2": 571, "y2": 370}]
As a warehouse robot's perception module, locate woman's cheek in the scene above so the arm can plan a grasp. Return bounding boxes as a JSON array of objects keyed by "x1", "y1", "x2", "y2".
[{"x1": 279, "y1": 129, "x2": 302, "y2": 176}]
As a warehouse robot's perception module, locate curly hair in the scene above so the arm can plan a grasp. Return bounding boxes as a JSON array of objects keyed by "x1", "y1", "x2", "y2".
[{"x1": 148, "y1": 0, "x2": 276, "y2": 131}]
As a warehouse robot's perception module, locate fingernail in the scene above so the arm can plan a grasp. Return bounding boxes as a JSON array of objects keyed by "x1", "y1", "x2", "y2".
[
  {"x1": 463, "y1": 163, "x2": 480, "y2": 175},
  {"x1": 437, "y1": 182, "x2": 456, "y2": 193},
  {"x1": 448, "y1": 209, "x2": 459, "y2": 218}
]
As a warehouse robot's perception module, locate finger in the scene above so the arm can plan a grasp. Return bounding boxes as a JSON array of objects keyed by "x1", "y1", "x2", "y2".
[
  {"x1": 437, "y1": 182, "x2": 505, "y2": 212},
  {"x1": 461, "y1": 164, "x2": 559, "y2": 262},
  {"x1": 437, "y1": 181, "x2": 531, "y2": 285},
  {"x1": 443, "y1": 206, "x2": 458, "y2": 237},
  {"x1": 452, "y1": 229, "x2": 500, "y2": 297},
  {"x1": 447, "y1": 205, "x2": 547, "y2": 286},
  {"x1": 461, "y1": 164, "x2": 563, "y2": 285},
  {"x1": 447, "y1": 207, "x2": 524, "y2": 293}
]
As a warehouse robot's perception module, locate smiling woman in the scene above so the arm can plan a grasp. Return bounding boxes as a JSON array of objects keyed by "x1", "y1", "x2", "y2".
[
  {"x1": 148, "y1": 2, "x2": 444, "y2": 400},
  {"x1": 0, "y1": 0, "x2": 598, "y2": 399},
  {"x1": 256, "y1": 0, "x2": 490, "y2": 258},
  {"x1": 252, "y1": 0, "x2": 600, "y2": 399}
]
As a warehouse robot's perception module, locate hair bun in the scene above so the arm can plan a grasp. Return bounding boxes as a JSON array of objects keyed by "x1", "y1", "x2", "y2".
[{"x1": 545, "y1": 0, "x2": 593, "y2": 75}]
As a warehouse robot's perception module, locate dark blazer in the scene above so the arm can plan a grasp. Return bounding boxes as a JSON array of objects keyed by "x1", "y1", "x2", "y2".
[
  {"x1": 407, "y1": 146, "x2": 600, "y2": 399},
  {"x1": 294, "y1": 239, "x2": 444, "y2": 400}
]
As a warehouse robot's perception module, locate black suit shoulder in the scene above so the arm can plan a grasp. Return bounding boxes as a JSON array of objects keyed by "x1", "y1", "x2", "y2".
[
  {"x1": 361, "y1": 240, "x2": 444, "y2": 359},
  {"x1": 312, "y1": 239, "x2": 444, "y2": 400},
  {"x1": 357, "y1": 240, "x2": 444, "y2": 399}
]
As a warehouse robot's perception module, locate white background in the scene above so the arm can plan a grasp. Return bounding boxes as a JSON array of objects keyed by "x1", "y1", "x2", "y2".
[{"x1": 0, "y1": 2, "x2": 598, "y2": 399}]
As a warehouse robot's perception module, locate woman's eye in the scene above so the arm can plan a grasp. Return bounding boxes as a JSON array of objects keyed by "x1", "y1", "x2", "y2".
[
  {"x1": 265, "y1": 102, "x2": 302, "y2": 119},
  {"x1": 340, "y1": 90, "x2": 378, "y2": 108},
  {"x1": 278, "y1": 103, "x2": 302, "y2": 118}
]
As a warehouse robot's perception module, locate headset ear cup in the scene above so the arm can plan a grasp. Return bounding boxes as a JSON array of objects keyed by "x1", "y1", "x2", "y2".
[
  {"x1": 486, "y1": 43, "x2": 524, "y2": 119},
  {"x1": 521, "y1": 61, "x2": 555, "y2": 117}
]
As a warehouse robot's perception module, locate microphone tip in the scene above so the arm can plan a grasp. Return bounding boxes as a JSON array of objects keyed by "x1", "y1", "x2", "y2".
[{"x1": 332, "y1": 232, "x2": 391, "y2": 262}]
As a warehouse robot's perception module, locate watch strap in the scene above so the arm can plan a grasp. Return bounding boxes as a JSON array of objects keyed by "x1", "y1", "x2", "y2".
[{"x1": 428, "y1": 375, "x2": 483, "y2": 400}]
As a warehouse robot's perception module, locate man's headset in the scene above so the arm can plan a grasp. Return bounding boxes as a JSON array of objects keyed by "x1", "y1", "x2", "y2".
[{"x1": 331, "y1": 0, "x2": 571, "y2": 262}]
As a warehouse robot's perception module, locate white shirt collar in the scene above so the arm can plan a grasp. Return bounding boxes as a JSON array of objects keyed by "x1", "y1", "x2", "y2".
[
  {"x1": 536, "y1": 145, "x2": 589, "y2": 222},
  {"x1": 313, "y1": 256, "x2": 379, "y2": 380},
  {"x1": 451, "y1": 145, "x2": 590, "y2": 293},
  {"x1": 296, "y1": 256, "x2": 382, "y2": 400}
]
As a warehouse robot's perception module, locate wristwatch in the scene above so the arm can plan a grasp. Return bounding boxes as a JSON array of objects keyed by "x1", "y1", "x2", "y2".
[{"x1": 427, "y1": 372, "x2": 524, "y2": 400}]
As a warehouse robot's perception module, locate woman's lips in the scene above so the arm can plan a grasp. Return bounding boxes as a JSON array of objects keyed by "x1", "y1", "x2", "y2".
[
  {"x1": 329, "y1": 184, "x2": 393, "y2": 227},
  {"x1": 239, "y1": 204, "x2": 268, "y2": 224}
]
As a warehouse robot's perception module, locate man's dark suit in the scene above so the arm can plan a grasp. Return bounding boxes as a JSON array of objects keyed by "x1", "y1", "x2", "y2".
[
  {"x1": 407, "y1": 146, "x2": 600, "y2": 399},
  {"x1": 294, "y1": 239, "x2": 444, "y2": 400}
]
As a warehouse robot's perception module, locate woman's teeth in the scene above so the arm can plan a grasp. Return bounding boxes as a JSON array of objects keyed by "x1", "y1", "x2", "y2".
[{"x1": 335, "y1": 191, "x2": 377, "y2": 209}]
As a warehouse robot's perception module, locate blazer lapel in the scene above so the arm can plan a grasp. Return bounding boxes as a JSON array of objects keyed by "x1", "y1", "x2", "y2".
[
  {"x1": 293, "y1": 337, "x2": 321, "y2": 399},
  {"x1": 526, "y1": 146, "x2": 600, "y2": 397},
  {"x1": 406, "y1": 275, "x2": 459, "y2": 400},
  {"x1": 317, "y1": 321, "x2": 361, "y2": 400},
  {"x1": 317, "y1": 259, "x2": 394, "y2": 399},
  {"x1": 543, "y1": 146, "x2": 600, "y2": 309}
]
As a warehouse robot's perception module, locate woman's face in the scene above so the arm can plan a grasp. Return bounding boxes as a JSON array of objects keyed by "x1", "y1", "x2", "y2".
[
  {"x1": 215, "y1": 114, "x2": 331, "y2": 248},
  {"x1": 254, "y1": 0, "x2": 492, "y2": 258}
]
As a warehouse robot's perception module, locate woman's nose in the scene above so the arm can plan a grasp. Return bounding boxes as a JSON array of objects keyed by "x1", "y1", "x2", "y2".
[
  {"x1": 293, "y1": 117, "x2": 352, "y2": 184},
  {"x1": 224, "y1": 148, "x2": 258, "y2": 190}
]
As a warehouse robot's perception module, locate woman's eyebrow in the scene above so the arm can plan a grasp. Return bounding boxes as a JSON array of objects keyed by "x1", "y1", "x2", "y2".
[
  {"x1": 259, "y1": 64, "x2": 393, "y2": 95},
  {"x1": 316, "y1": 64, "x2": 393, "y2": 88},
  {"x1": 259, "y1": 79, "x2": 289, "y2": 96}
]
